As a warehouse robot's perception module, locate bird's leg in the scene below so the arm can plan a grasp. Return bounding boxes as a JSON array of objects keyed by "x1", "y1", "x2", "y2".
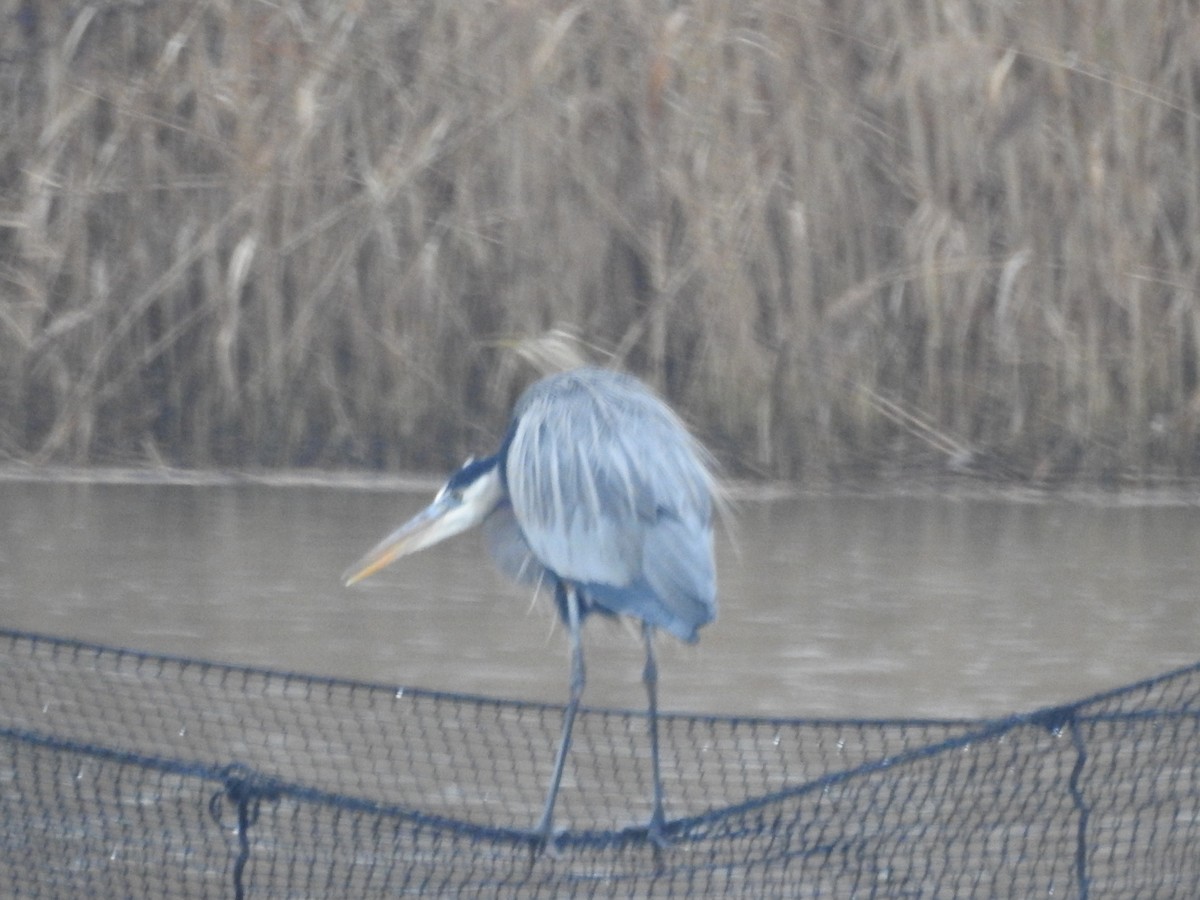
[
  {"x1": 532, "y1": 581, "x2": 585, "y2": 854},
  {"x1": 643, "y1": 623, "x2": 670, "y2": 848}
]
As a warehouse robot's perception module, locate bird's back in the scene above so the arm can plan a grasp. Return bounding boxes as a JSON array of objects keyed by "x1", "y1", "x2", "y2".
[{"x1": 498, "y1": 368, "x2": 716, "y2": 642}]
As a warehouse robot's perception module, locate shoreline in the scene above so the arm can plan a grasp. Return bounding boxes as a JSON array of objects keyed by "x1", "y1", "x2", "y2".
[{"x1": 2, "y1": 463, "x2": 1198, "y2": 506}]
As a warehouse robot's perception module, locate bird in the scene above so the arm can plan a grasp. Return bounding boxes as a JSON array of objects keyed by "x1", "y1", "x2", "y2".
[{"x1": 342, "y1": 367, "x2": 718, "y2": 850}]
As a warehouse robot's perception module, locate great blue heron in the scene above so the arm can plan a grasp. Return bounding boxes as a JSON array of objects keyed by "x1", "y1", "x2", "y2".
[{"x1": 343, "y1": 367, "x2": 717, "y2": 849}]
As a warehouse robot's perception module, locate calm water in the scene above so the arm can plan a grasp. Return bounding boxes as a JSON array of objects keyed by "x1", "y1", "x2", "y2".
[{"x1": 2, "y1": 473, "x2": 1198, "y2": 719}]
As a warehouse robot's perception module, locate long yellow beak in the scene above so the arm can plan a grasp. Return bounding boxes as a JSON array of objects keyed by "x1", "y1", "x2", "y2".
[
  {"x1": 343, "y1": 462, "x2": 504, "y2": 587},
  {"x1": 341, "y1": 494, "x2": 460, "y2": 586}
]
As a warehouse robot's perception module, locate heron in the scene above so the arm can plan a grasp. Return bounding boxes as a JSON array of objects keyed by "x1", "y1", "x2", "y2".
[{"x1": 342, "y1": 367, "x2": 717, "y2": 850}]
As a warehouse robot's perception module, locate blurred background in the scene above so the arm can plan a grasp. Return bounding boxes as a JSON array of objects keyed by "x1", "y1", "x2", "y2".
[
  {"x1": 1, "y1": 0, "x2": 1198, "y2": 718},
  {"x1": 2, "y1": 0, "x2": 1198, "y2": 480}
]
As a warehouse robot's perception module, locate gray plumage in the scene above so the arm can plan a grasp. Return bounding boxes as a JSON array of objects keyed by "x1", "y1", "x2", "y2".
[
  {"x1": 484, "y1": 368, "x2": 716, "y2": 642},
  {"x1": 343, "y1": 366, "x2": 719, "y2": 850}
]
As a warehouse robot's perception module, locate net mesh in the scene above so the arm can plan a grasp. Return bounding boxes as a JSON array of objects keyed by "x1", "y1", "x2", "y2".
[{"x1": 1, "y1": 628, "x2": 1197, "y2": 897}]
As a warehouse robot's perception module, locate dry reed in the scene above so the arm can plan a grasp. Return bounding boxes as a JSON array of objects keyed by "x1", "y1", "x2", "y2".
[{"x1": 1, "y1": 0, "x2": 1197, "y2": 482}]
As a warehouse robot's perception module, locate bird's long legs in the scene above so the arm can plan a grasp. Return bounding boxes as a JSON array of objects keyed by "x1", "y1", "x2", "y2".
[
  {"x1": 533, "y1": 582, "x2": 584, "y2": 850},
  {"x1": 531, "y1": 590, "x2": 670, "y2": 854},
  {"x1": 643, "y1": 623, "x2": 669, "y2": 847}
]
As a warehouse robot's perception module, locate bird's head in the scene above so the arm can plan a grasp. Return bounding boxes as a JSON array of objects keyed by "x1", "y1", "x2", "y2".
[{"x1": 342, "y1": 455, "x2": 504, "y2": 586}]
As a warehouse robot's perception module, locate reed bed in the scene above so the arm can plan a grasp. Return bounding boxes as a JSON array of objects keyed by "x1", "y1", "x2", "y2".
[{"x1": 1, "y1": 0, "x2": 1197, "y2": 481}]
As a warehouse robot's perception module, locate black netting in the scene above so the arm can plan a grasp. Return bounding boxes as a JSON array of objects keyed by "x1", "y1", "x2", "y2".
[{"x1": 1, "y1": 628, "x2": 1197, "y2": 897}]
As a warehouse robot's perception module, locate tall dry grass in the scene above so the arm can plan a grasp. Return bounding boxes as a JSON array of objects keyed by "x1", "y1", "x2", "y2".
[{"x1": 1, "y1": 0, "x2": 1198, "y2": 481}]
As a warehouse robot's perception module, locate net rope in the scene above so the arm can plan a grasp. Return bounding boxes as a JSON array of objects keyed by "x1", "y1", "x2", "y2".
[{"x1": 1, "y1": 627, "x2": 1197, "y2": 897}]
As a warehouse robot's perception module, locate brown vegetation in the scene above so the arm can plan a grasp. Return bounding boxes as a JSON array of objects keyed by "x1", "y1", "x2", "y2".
[{"x1": 1, "y1": 0, "x2": 1198, "y2": 481}]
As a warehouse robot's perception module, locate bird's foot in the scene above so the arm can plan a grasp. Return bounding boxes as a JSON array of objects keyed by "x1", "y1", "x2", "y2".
[
  {"x1": 525, "y1": 817, "x2": 562, "y2": 863},
  {"x1": 643, "y1": 812, "x2": 672, "y2": 875},
  {"x1": 646, "y1": 810, "x2": 671, "y2": 850},
  {"x1": 646, "y1": 825, "x2": 670, "y2": 850}
]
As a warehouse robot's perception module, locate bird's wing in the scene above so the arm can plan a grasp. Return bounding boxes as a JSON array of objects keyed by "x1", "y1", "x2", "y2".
[
  {"x1": 578, "y1": 510, "x2": 715, "y2": 642},
  {"x1": 505, "y1": 370, "x2": 715, "y2": 636},
  {"x1": 505, "y1": 393, "x2": 643, "y2": 586},
  {"x1": 481, "y1": 501, "x2": 547, "y2": 586},
  {"x1": 640, "y1": 512, "x2": 715, "y2": 638}
]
